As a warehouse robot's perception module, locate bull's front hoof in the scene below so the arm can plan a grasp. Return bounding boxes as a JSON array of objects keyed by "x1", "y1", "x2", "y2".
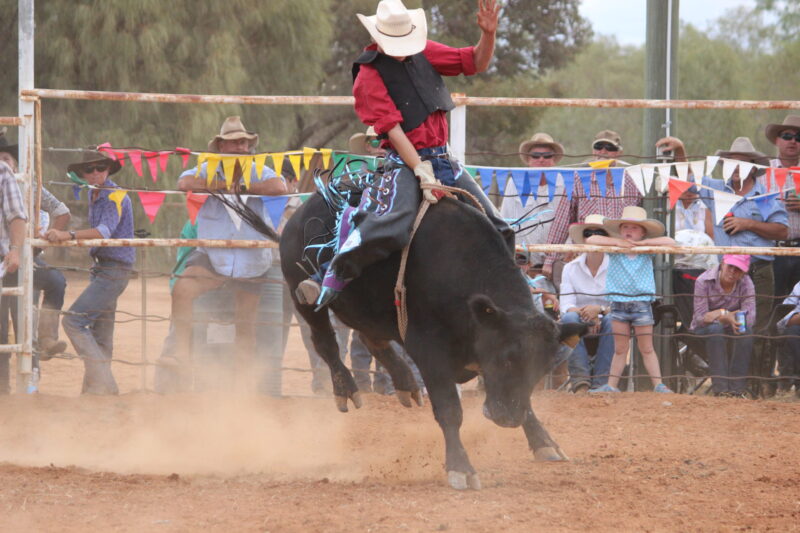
[
  {"x1": 412, "y1": 390, "x2": 425, "y2": 407},
  {"x1": 447, "y1": 471, "x2": 481, "y2": 491},
  {"x1": 334, "y1": 391, "x2": 363, "y2": 412},
  {"x1": 534, "y1": 446, "x2": 570, "y2": 462}
]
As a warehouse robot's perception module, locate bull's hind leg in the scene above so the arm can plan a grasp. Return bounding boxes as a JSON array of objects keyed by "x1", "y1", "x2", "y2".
[
  {"x1": 295, "y1": 305, "x2": 361, "y2": 412},
  {"x1": 358, "y1": 333, "x2": 424, "y2": 408},
  {"x1": 522, "y1": 406, "x2": 569, "y2": 462}
]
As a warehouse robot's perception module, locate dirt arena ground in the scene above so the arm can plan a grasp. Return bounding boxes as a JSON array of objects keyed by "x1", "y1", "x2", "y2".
[{"x1": 1, "y1": 276, "x2": 799, "y2": 532}]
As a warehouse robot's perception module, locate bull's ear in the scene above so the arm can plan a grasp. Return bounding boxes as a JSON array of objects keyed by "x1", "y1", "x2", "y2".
[{"x1": 469, "y1": 294, "x2": 507, "y2": 328}]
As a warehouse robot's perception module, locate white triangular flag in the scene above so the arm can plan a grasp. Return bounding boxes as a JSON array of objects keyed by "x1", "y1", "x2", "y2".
[
  {"x1": 675, "y1": 162, "x2": 689, "y2": 181},
  {"x1": 222, "y1": 194, "x2": 243, "y2": 230},
  {"x1": 706, "y1": 156, "x2": 720, "y2": 174},
  {"x1": 656, "y1": 164, "x2": 672, "y2": 193},
  {"x1": 641, "y1": 164, "x2": 655, "y2": 195},
  {"x1": 625, "y1": 165, "x2": 646, "y2": 196},
  {"x1": 722, "y1": 159, "x2": 737, "y2": 182},
  {"x1": 712, "y1": 189, "x2": 741, "y2": 225},
  {"x1": 689, "y1": 160, "x2": 706, "y2": 181},
  {"x1": 503, "y1": 177, "x2": 517, "y2": 197},
  {"x1": 738, "y1": 161, "x2": 754, "y2": 181}
]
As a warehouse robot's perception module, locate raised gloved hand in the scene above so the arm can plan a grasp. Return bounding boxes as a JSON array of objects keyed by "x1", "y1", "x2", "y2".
[{"x1": 413, "y1": 160, "x2": 442, "y2": 204}]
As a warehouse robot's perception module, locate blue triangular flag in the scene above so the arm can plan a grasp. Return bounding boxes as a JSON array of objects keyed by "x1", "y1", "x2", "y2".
[
  {"x1": 263, "y1": 195, "x2": 289, "y2": 228},
  {"x1": 478, "y1": 169, "x2": 492, "y2": 194},
  {"x1": 610, "y1": 168, "x2": 624, "y2": 196},
  {"x1": 509, "y1": 170, "x2": 528, "y2": 206},
  {"x1": 561, "y1": 171, "x2": 575, "y2": 202},
  {"x1": 528, "y1": 170, "x2": 539, "y2": 201},
  {"x1": 596, "y1": 170, "x2": 608, "y2": 198},
  {"x1": 753, "y1": 192, "x2": 780, "y2": 222},
  {"x1": 73, "y1": 185, "x2": 82, "y2": 201},
  {"x1": 576, "y1": 169, "x2": 593, "y2": 198},
  {"x1": 544, "y1": 170, "x2": 558, "y2": 203}
]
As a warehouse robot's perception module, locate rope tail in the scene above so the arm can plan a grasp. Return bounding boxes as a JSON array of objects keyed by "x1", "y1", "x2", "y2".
[{"x1": 207, "y1": 189, "x2": 280, "y2": 242}]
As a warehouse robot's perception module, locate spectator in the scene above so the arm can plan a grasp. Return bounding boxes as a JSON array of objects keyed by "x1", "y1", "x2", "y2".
[
  {"x1": 675, "y1": 184, "x2": 713, "y2": 237},
  {"x1": 170, "y1": 116, "x2": 287, "y2": 390},
  {"x1": 47, "y1": 150, "x2": 133, "y2": 395},
  {"x1": 672, "y1": 229, "x2": 719, "y2": 326},
  {"x1": 690, "y1": 255, "x2": 756, "y2": 398},
  {"x1": 559, "y1": 214, "x2": 613, "y2": 392},
  {"x1": 585, "y1": 206, "x2": 675, "y2": 393},
  {"x1": 500, "y1": 133, "x2": 565, "y2": 268},
  {"x1": 348, "y1": 126, "x2": 386, "y2": 158},
  {"x1": 776, "y1": 278, "x2": 800, "y2": 397},
  {"x1": 0, "y1": 134, "x2": 27, "y2": 395},
  {"x1": 542, "y1": 130, "x2": 642, "y2": 282}
]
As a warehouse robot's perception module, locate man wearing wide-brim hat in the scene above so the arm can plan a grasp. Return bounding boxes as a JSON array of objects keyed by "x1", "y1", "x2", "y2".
[
  {"x1": 698, "y1": 136, "x2": 789, "y2": 396},
  {"x1": 47, "y1": 148, "x2": 134, "y2": 395},
  {"x1": 348, "y1": 126, "x2": 386, "y2": 157},
  {"x1": 518, "y1": 132, "x2": 564, "y2": 167},
  {"x1": 167, "y1": 115, "x2": 287, "y2": 393}
]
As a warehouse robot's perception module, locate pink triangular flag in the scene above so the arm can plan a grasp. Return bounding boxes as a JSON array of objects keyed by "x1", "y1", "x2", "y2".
[
  {"x1": 145, "y1": 151, "x2": 159, "y2": 182},
  {"x1": 159, "y1": 151, "x2": 171, "y2": 172},
  {"x1": 185, "y1": 192, "x2": 209, "y2": 224},
  {"x1": 175, "y1": 147, "x2": 191, "y2": 168},
  {"x1": 113, "y1": 150, "x2": 126, "y2": 167},
  {"x1": 128, "y1": 150, "x2": 143, "y2": 176},
  {"x1": 137, "y1": 191, "x2": 166, "y2": 223}
]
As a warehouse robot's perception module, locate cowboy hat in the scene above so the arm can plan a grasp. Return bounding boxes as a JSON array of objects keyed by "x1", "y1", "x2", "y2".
[
  {"x1": 357, "y1": 0, "x2": 427, "y2": 57},
  {"x1": 603, "y1": 206, "x2": 665, "y2": 239},
  {"x1": 67, "y1": 148, "x2": 122, "y2": 176},
  {"x1": 714, "y1": 137, "x2": 769, "y2": 167},
  {"x1": 568, "y1": 214, "x2": 607, "y2": 245},
  {"x1": 592, "y1": 130, "x2": 622, "y2": 151},
  {"x1": 208, "y1": 116, "x2": 259, "y2": 153},
  {"x1": 348, "y1": 126, "x2": 378, "y2": 155},
  {"x1": 518, "y1": 132, "x2": 564, "y2": 165},
  {"x1": 0, "y1": 129, "x2": 18, "y2": 162},
  {"x1": 765, "y1": 114, "x2": 800, "y2": 144}
]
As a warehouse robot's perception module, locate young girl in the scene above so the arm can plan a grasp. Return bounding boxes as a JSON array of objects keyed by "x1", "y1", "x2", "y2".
[{"x1": 585, "y1": 206, "x2": 675, "y2": 393}]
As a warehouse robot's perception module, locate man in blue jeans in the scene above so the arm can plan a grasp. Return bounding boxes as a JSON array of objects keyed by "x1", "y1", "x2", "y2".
[
  {"x1": 47, "y1": 150, "x2": 134, "y2": 395},
  {"x1": 777, "y1": 279, "x2": 800, "y2": 397}
]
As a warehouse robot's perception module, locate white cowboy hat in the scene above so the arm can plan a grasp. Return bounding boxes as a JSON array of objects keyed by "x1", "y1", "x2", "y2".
[
  {"x1": 518, "y1": 132, "x2": 564, "y2": 165},
  {"x1": 357, "y1": 0, "x2": 427, "y2": 57},
  {"x1": 348, "y1": 126, "x2": 378, "y2": 155},
  {"x1": 603, "y1": 206, "x2": 665, "y2": 239},
  {"x1": 208, "y1": 116, "x2": 259, "y2": 153},
  {"x1": 568, "y1": 214, "x2": 607, "y2": 245},
  {"x1": 714, "y1": 137, "x2": 769, "y2": 166},
  {"x1": 765, "y1": 114, "x2": 800, "y2": 144}
]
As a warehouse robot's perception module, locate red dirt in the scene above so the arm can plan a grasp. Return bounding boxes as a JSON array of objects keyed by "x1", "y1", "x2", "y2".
[{"x1": 1, "y1": 276, "x2": 799, "y2": 532}]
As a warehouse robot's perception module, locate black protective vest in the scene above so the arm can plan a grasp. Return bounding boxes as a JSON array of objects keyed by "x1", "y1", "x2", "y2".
[{"x1": 353, "y1": 50, "x2": 455, "y2": 133}]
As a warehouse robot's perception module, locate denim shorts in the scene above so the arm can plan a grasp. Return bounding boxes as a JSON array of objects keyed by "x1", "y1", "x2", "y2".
[{"x1": 609, "y1": 301, "x2": 654, "y2": 327}]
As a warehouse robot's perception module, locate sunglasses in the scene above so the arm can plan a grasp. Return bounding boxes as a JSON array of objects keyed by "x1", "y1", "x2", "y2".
[
  {"x1": 593, "y1": 142, "x2": 619, "y2": 152},
  {"x1": 529, "y1": 152, "x2": 554, "y2": 160},
  {"x1": 582, "y1": 228, "x2": 609, "y2": 238},
  {"x1": 368, "y1": 138, "x2": 381, "y2": 148},
  {"x1": 81, "y1": 163, "x2": 110, "y2": 174},
  {"x1": 779, "y1": 131, "x2": 800, "y2": 142}
]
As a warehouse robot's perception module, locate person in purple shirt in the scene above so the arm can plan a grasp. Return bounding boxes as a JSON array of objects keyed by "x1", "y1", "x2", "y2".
[
  {"x1": 47, "y1": 150, "x2": 134, "y2": 395},
  {"x1": 690, "y1": 255, "x2": 756, "y2": 397}
]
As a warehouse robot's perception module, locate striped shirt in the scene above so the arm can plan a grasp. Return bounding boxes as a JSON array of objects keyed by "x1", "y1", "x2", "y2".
[
  {"x1": 762, "y1": 158, "x2": 800, "y2": 240},
  {"x1": 0, "y1": 162, "x2": 29, "y2": 256}
]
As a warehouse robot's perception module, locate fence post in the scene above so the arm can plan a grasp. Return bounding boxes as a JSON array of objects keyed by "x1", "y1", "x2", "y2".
[{"x1": 450, "y1": 94, "x2": 467, "y2": 164}]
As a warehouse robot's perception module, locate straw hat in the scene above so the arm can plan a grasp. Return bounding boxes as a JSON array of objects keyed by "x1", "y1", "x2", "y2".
[
  {"x1": 592, "y1": 130, "x2": 622, "y2": 150},
  {"x1": 357, "y1": 0, "x2": 427, "y2": 57},
  {"x1": 714, "y1": 137, "x2": 769, "y2": 166},
  {"x1": 67, "y1": 148, "x2": 122, "y2": 176},
  {"x1": 568, "y1": 214, "x2": 607, "y2": 244},
  {"x1": 348, "y1": 126, "x2": 378, "y2": 155},
  {"x1": 603, "y1": 206, "x2": 665, "y2": 238},
  {"x1": 518, "y1": 132, "x2": 564, "y2": 165},
  {"x1": 765, "y1": 114, "x2": 800, "y2": 144},
  {"x1": 208, "y1": 116, "x2": 259, "y2": 153}
]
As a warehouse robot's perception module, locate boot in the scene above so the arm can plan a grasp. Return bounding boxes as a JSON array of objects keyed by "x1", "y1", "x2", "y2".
[
  {"x1": 81, "y1": 359, "x2": 119, "y2": 395},
  {"x1": 37, "y1": 308, "x2": 67, "y2": 360}
]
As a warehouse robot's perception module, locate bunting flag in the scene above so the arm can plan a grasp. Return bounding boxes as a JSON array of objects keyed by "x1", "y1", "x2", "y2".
[
  {"x1": 625, "y1": 165, "x2": 646, "y2": 196},
  {"x1": 320, "y1": 148, "x2": 332, "y2": 169},
  {"x1": 668, "y1": 178, "x2": 694, "y2": 209},
  {"x1": 158, "y1": 151, "x2": 171, "y2": 172},
  {"x1": 543, "y1": 170, "x2": 558, "y2": 203},
  {"x1": 112, "y1": 150, "x2": 127, "y2": 167},
  {"x1": 263, "y1": 195, "x2": 289, "y2": 228},
  {"x1": 253, "y1": 153, "x2": 267, "y2": 179},
  {"x1": 561, "y1": 171, "x2": 575, "y2": 202},
  {"x1": 596, "y1": 169, "x2": 607, "y2": 198},
  {"x1": 206, "y1": 155, "x2": 221, "y2": 187},
  {"x1": 288, "y1": 153, "x2": 302, "y2": 179},
  {"x1": 711, "y1": 189, "x2": 741, "y2": 225},
  {"x1": 675, "y1": 162, "x2": 689, "y2": 181},
  {"x1": 478, "y1": 169, "x2": 492, "y2": 194},
  {"x1": 299, "y1": 193, "x2": 312, "y2": 203},
  {"x1": 588, "y1": 159, "x2": 613, "y2": 169},
  {"x1": 641, "y1": 165, "x2": 655, "y2": 195},
  {"x1": 175, "y1": 147, "x2": 191, "y2": 168},
  {"x1": 753, "y1": 192, "x2": 780, "y2": 221},
  {"x1": 238, "y1": 155, "x2": 254, "y2": 189},
  {"x1": 774, "y1": 167, "x2": 789, "y2": 191},
  {"x1": 272, "y1": 152, "x2": 285, "y2": 176},
  {"x1": 794, "y1": 168, "x2": 800, "y2": 193},
  {"x1": 108, "y1": 190, "x2": 128, "y2": 218},
  {"x1": 222, "y1": 156, "x2": 238, "y2": 189},
  {"x1": 576, "y1": 169, "x2": 593, "y2": 198},
  {"x1": 722, "y1": 159, "x2": 738, "y2": 183},
  {"x1": 137, "y1": 191, "x2": 166, "y2": 223},
  {"x1": 510, "y1": 170, "x2": 528, "y2": 206},
  {"x1": 764, "y1": 167, "x2": 775, "y2": 191},
  {"x1": 738, "y1": 161, "x2": 754, "y2": 181},
  {"x1": 689, "y1": 160, "x2": 705, "y2": 181},
  {"x1": 185, "y1": 192, "x2": 208, "y2": 224},
  {"x1": 128, "y1": 150, "x2": 143, "y2": 177},
  {"x1": 303, "y1": 147, "x2": 316, "y2": 169},
  {"x1": 610, "y1": 167, "x2": 624, "y2": 195},
  {"x1": 145, "y1": 152, "x2": 160, "y2": 183},
  {"x1": 706, "y1": 156, "x2": 720, "y2": 173}
]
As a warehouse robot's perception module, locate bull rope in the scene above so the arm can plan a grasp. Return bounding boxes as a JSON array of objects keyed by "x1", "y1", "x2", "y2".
[{"x1": 394, "y1": 183, "x2": 486, "y2": 341}]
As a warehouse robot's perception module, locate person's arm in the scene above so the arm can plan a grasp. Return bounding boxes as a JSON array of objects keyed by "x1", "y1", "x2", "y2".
[
  {"x1": 722, "y1": 217, "x2": 788, "y2": 240},
  {"x1": 559, "y1": 268, "x2": 577, "y2": 312},
  {"x1": 386, "y1": 124, "x2": 422, "y2": 170},
  {"x1": 655, "y1": 136, "x2": 687, "y2": 162},
  {"x1": 635, "y1": 236, "x2": 676, "y2": 246},
  {"x1": 178, "y1": 173, "x2": 226, "y2": 192},
  {"x1": 741, "y1": 276, "x2": 757, "y2": 327},
  {"x1": 46, "y1": 227, "x2": 103, "y2": 242},
  {"x1": 3, "y1": 217, "x2": 26, "y2": 274},
  {"x1": 585, "y1": 235, "x2": 635, "y2": 248},
  {"x1": 473, "y1": 0, "x2": 499, "y2": 73},
  {"x1": 542, "y1": 192, "x2": 578, "y2": 277},
  {"x1": 704, "y1": 206, "x2": 715, "y2": 238}
]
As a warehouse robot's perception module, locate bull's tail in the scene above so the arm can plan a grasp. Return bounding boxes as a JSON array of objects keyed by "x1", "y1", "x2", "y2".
[{"x1": 208, "y1": 189, "x2": 280, "y2": 242}]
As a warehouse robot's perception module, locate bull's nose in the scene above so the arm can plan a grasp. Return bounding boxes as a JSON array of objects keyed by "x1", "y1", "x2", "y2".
[
  {"x1": 483, "y1": 402, "x2": 521, "y2": 428},
  {"x1": 482, "y1": 402, "x2": 491, "y2": 420}
]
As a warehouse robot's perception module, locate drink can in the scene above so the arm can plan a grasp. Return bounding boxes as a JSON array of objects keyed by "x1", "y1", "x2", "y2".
[{"x1": 735, "y1": 311, "x2": 746, "y2": 333}]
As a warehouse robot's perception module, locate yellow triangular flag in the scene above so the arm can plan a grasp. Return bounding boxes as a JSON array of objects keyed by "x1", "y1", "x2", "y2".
[
  {"x1": 108, "y1": 190, "x2": 127, "y2": 218},
  {"x1": 194, "y1": 153, "x2": 207, "y2": 179},
  {"x1": 254, "y1": 153, "x2": 267, "y2": 178},
  {"x1": 588, "y1": 159, "x2": 613, "y2": 169},
  {"x1": 205, "y1": 155, "x2": 221, "y2": 187},
  {"x1": 222, "y1": 156, "x2": 237, "y2": 189},
  {"x1": 238, "y1": 155, "x2": 254, "y2": 189},
  {"x1": 303, "y1": 147, "x2": 316, "y2": 170},
  {"x1": 272, "y1": 152, "x2": 285, "y2": 176},
  {"x1": 289, "y1": 153, "x2": 302, "y2": 180},
  {"x1": 320, "y1": 148, "x2": 332, "y2": 169}
]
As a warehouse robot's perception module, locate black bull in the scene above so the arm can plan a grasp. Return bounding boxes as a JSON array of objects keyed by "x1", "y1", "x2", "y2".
[{"x1": 236, "y1": 192, "x2": 585, "y2": 490}]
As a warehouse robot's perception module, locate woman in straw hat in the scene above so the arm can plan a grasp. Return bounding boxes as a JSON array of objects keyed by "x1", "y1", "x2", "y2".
[
  {"x1": 584, "y1": 206, "x2": 676, "y2": 393},
  {"x1": 297, "y1": 0, "x2": 512, "y2": 308}
]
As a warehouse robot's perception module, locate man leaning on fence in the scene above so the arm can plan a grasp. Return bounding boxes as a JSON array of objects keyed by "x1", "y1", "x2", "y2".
[
  {"x1": 47, "y1": 150, "x2": 134, "y2": 395},
  {"x1": 168, "y1": 116, "x2": 287, "y2": 390}
]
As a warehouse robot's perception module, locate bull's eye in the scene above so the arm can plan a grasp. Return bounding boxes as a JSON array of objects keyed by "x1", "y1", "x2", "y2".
[{"x1": 485, "y1": 307, "x2": 494, "y2": 314}]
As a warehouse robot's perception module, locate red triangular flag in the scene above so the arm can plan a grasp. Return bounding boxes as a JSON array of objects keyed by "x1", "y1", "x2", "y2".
[
  {"x1": 175, "y1": 147, "x2": 191, "y2": 168},
  {"x1": 792, "y1": 168, "x2": 800, "y2": 195},
  {"x1": 668, "y1": 178, "x2": 693, "y2": 209},
  {"x1": 159, "y1": 151, "x2": 171, "y2": 172},
  {"x1": 96, "y1": 142, "x2": 112, "y2": 153},
  {"x1": 128, "y1": 150, "x2": 143, "y2": 176},
  {"x1": 774, "y1": 168, "x2": 789, "y2": 191},
  {"x1": 764, "y1": 167, "x2": 773, "y2": 191},
  {"x1": 144, "y1": 151, "x2": 159, "y2": 182},
  {"x1": 185, "y1": 192, "x2": 208, "y2": 224},
  {"x1": 136, "y1": 191, "x2": 166, "y2": 224},
  {"x1": 113, "y1": 150, "x2": 126, "y2": 167}
]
